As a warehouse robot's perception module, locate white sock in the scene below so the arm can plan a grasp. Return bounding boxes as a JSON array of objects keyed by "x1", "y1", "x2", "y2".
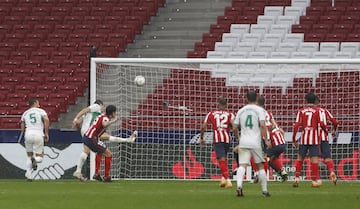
[
  {"x1": 236, "y1": 166, "x2": 246, "y2": 189},
  {"x1": 26, "y1": 157, "x2": 32, "y2": 172},
  {"x1": 258, "y1": 169, "x2": 268, "y2": 192},
  {"x1": 109, "y1": 136, "x2": 128, "y2": 143},
  {"x1": 76, "y1": 152, "x2": 88, "y2": 173}
]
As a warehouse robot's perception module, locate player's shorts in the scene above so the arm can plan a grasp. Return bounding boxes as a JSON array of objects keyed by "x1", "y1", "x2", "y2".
[
  {"x1": 82, "y1": 136, "x2": 107, "y2": 154},
  {"x1": 238, "y1": 147, "x2": 265, "y2": 165},
  {"x1": 266, "y1": 144, "x2": 286, "y2": 158},
  {"x1": 298, "y1": 144, "x2": 320, "y2": 157},
  {"x1": 214, "y1": 142, "x2": 230, "y2": 159},
  {"x1": 320, "y1": 140, "x2": 331, "y2": 159},
  {"x1": 24, "y1": 132, "x2": 44, "y2": 154}
]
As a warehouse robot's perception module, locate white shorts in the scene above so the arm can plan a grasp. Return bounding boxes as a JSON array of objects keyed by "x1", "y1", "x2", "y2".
[
  {"x1": 238, "y1": 147, "x2": 265, "y2": 165},
  {"x1": 24, "y1": 132, "x2": 44, "y2": 154}
]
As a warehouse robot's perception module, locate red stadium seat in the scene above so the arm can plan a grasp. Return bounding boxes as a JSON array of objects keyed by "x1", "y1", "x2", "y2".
[
  {"x1": 71, "y1": 6, "x2": 91, "y2": 16},
  {"x1": 103, "y1": 16, "x2": 124, "y2": 25},
  {"x1": 123, "y1": 15, "x2": 143, "y2": 34},
  {"x1": 90, "y1": 6, "x2": 109, "y2": 16},
  {"x1": 232, "y1": 0, "x2": 249, "y2": 7},
  {"x1": 63, "y1": 16, "x2": 83, "y2": 25},
  {"x1": 131, "y1": 6, "x2": 151, "y2": 24},
  {"x1": 54, "y1": 24, "x2": 74, "y2": 34},
  {"x1": 236, "y1": 15, "x2": 257, "y2": 24},
  {"x1": 31, "y1": 6, "x2": 51, "y2": 16},
  {"x1": 23, "y1": 77, "x2": 45, "y2": 85},
  {"x1": 50, "y1": 6, "x2": 71, "y2": 16},
  {"x1": 74, "y1": 24, "x2": 94, "y2": 33},
  {"x1": 311, "y1": 23, "x2": 332, "y2": 34},
  {"x1": 299, "y1": 15, "x2": 319, "y2": 25},
  {"x1": 57, "y1": 0, "x2": 77, "y2": 7},
  {"x1": 50, "y1": 51, "x2": 69, "y2": 60},
  {"x1": 32, "y1": 68, "x2": 54, "y2": 77},
  {"x1": 58, "y1": 42, "x2": 78, "y2": 52},
  {"x1": 324, "y1": 33, "x2": 346, "y2": 42},
  {"x1": 224, "y1": 6, "x2": 243, "y2": 16},
  {"x1": 10, "y1": 51, "x2": 28, "y2": 60},
  {"x1": 43, "y1": 16, "x2": 63, "y2": 25},
  {"x1": 67, "y1": 33, "x2": 88, "y2": 42},
  {"x1": 78, "y1": 0, "x2": 96, "y2": 7},
  {"x1": 17, "y1": 42, "x2": 39, "y2": 52},
  {"x1": 4, "y1": 33, "x2": 25, "y2": 43},
  {"x1": 138, "y1": 0, "x2": 159, "y2": 16},
  {"x1": 84, "y1": 16, "x2": 103, "y2": 25},
  {"x1": 39, "y1": 42, "x2": 59, "y2": 52},
  {"x1": 332, "y1": 23, "x2": 354, "y2": 34},
  {"x1": 22, "y1": 59, "x2": 42, "y2": 69},
  {"x1": 0, "y1": 117, "x2": 21, "y2": 129},
  {"x1": 94, "y1": 24, "x2": 113, "y2": 34},
  {"x1": 47, "y1": 33, "x2": 67, "y2": 42},
  {"x1": 291, "y1": 24, "x2": 311, "y2": 33},
  {"x1": 311, "y1": 0, "x2": 332, "y2": 7},
  {"x1": 110, "y1": 7, "x2": 131, "y2": 16},
  {"x1": 10, "y1": 7, "x2": 30, "y2": 16},
  {"x1": 12, "y1": 24, "x2": 32, "y2": 33}
]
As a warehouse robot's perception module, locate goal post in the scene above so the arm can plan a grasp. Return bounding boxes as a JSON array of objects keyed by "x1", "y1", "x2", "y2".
[{"x1": 90, "y1": 58, "x2": 360, "y2": 181}]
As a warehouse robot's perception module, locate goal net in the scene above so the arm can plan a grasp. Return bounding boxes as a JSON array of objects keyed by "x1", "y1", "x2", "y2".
[{"x1": 90, "y1": 58, "x2": 359, "y2": 181}]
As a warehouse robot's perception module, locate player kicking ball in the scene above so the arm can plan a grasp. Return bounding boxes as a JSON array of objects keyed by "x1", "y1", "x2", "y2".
[{"x1": 73, "y1": 105, "x2": 137, "y2": 182}]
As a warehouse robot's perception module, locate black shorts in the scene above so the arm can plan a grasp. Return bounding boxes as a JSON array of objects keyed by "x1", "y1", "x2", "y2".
[{"x1": 82, "y1": 136, "x2": 107, "y2": 154}]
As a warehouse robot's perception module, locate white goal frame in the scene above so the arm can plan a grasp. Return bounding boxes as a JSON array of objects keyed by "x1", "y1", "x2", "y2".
[{"x1": 90, "y1": 58, "x2": 360, "y2": 181}]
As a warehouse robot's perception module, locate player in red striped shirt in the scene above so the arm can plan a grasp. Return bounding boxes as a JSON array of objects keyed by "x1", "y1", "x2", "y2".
[
  {"x1": 258, "y1": 96, "x2": 287, "y2": 181},
  {"x1": 73, "y1": 105, "x2": 137, "y2": 182},
  {"x1": 267, "y1": 125, "x2": 288, "y2": 181},
  {"x1": 292, "y1": 92, "x2": 327, "y2": 187},
  {"x1": 200, "y1": 98, "x2": 236, "y2": 188},
  {"x1": 315, "y1": 96, "x2": 339, "y2": 185}
]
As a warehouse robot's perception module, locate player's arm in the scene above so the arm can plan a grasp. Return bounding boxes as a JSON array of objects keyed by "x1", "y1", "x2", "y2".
[
  {"x1": 292, "y1": 111, "x2": 301, "y2": 147},
  {"x1": 260, "y1": 120, "x2": 271, "y2": 148},
  {"x1": 72, "y1": 107, "x2": 91, "y2": 128},
  {"x1": 326, "y1": 109, "x2": 339, "y2": 138},
  {"x1": 199, "y1": 122, "x2": 207, "y2": 145},
  {"x1": 102, "y1": 116, "x2": 119, "y2": 128},
  {"x1": 43, "y1": 115, "x2": 50, "y2": 142}
]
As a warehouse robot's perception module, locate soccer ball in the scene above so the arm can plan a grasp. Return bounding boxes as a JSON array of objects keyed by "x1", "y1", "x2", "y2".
[{"x1": 134, "y1": 75, "x2": 145, "y2": 86}]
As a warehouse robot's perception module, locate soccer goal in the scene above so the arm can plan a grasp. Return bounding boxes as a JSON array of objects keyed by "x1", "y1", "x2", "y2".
[{"x1": 90, "y1": 58, "x2": 360, "y2": 181}]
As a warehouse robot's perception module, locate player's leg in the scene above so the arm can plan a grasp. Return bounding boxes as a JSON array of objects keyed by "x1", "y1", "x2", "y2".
[
  {"x1": 267, "y1": 145, "x2": 287, "y2": 181},
  {"x1": 214, "y1": 143, "x2": 231, "y2": 187},
  {"x1": 93, "y1": 153, "x2": 103, "y2": 182},
  {"x1": 321, "y1": 141, "x2": 337, "y2": 185},
  {"x1": 293, "y1": 145, "x2": 306, "y2": 187},
  {"x1": 232, "y1": 145, "x2": 239, "y2": 176},
  {"x1": 236, "y1": 148, "x2": 250, "y2": 197},
  {"x1": 102, "y1": 131, "x2": 138, "y2": 143},
  {"x1": 24, "y1": 135, "x2": 36, "y2": 181},
  {"x1": 253, "y1": 149, "x2": 270, "y2": 197},
  {"x1": 102, "y1": 149, "x2": 113, "y2": 182},
  {"x1": 309, "y1": 145, "x2": 322, "y2": 187},
  {"x1": 73, "y1": 144, "x2": 90, "y2": 182}
]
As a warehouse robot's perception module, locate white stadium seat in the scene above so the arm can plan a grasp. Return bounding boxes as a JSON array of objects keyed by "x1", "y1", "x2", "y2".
[
  {"x1": 248, "y1": 51, "x2": 269, "y2": 58},
  {"x1": 226, "y1": 51, "x2": 248, "y2": 58},
  {"x1": 283, "y1": 33, "x2": 304, "y2": 43},
  {"x1": 264, "y1": 6, "x2": 284, "y2": 16},
  {"x1": 269, "y1": 24, "x2": 290, "y2": 34},
  {"x1": 276, "y1": 15, "x2": 298, "y2": 26},
  {"x1": 235, "y1": 42, "x2": 257, "y2": 52},
  {"x1": 291, "y1": 0, "x2": 310, "y2": 7},
  {"x1": 250, "y1": 24, "x2": 270, "y2": 35},
  {"x1": 284, "y1": 6, "x2": 304, "y2": 17},
  {"x1": 277, "y1": 42, "x2": 298, "y2": 52},
  {"x1": 291, "y1": 51, "x2": 312, "y2": 58},
  {"x1": 311, "y1": 51, "x2": 334, "y2": 59},
  {"x1": 222, "y1": 33, "x2": 242, "y2": 44},
  {"x1": 319, "y1": 42, "x2": 339, "y2": 52},
  {"x1": 257, "y1": 15, "x2": 277, "y2": 25},
  {"x1": 256, "y1": 42, "x2": 278, "y2": 52},
  {"x1": 269, "y1": 51, "x2": 290, "y2": 59},
  {"x1": 340, "y1": 42, "x2": 360, "y2": 53},
  {"x1": 333, "y1": 51, "x2": 353, "y2": 59},
  {"x1": 263, "y1": 33, "x2": 284, "y2": 45},
  {"x1": 298, "y1": 42, "x2": 319, "y2": 52},
  {"x1": 206, "y1": 51, "x2": 227, "y2": 58},
  {"x1": 230, "y1": 24, "x2": 250, "y2": 34},
  {"x1": 214, "y1": 42, "x2": 233, "y2": 52},
  {"x1": 242, "y1": 33, "x2": 263, "y2": 43}
]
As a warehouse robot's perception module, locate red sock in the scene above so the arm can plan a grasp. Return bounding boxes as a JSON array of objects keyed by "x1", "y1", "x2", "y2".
[
  {"x1": 95, "y1": 154, "x2": 102, "y2": 175},
  {"x1": 272, "y1": 158, "x2": 283, "y2": 171},
  {"x1": 104, "y1": 156, "x2": 112, "y2": 178},
  {"x1": 218, "y1": 160, "x2": 229, "y2": 179},
  {"x1": 325, "y1": 160, "x2": 335, "y2": 173},
  {"x1": 294, "y1": 160, "x2": 303, "y2": 178},
  {"x1": 311, "y1": 163, "x2": 319, "y2": 181},
  {"x1": 250, "y1": 157, "x2": 257, "y2": 172}
]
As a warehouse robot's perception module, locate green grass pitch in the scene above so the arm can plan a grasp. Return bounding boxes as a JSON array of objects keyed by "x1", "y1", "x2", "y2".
[{"x1": 0, "y1": 180, "x2": 359, "y2": 209}]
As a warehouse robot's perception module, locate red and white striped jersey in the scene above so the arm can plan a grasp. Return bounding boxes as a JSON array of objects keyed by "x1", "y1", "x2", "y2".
[
  {"x1": 270, "y1": 127, "x2": 286, "y2": 146},
  {"x1": 318, "y1": 107, "x2": 339, "y2": 141},
  {"x1": 292, "y1": 105, "x2": 326, "y2": 145},
  {"x1": 264, "y1": 110, "x2": 273, "y2": 130},
  {"x1": 204, "y1": 109, "x2": 234, "y2": 143},
  {"x1": 85, "y1": 113, "x2": 109, "y2": 139}
]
